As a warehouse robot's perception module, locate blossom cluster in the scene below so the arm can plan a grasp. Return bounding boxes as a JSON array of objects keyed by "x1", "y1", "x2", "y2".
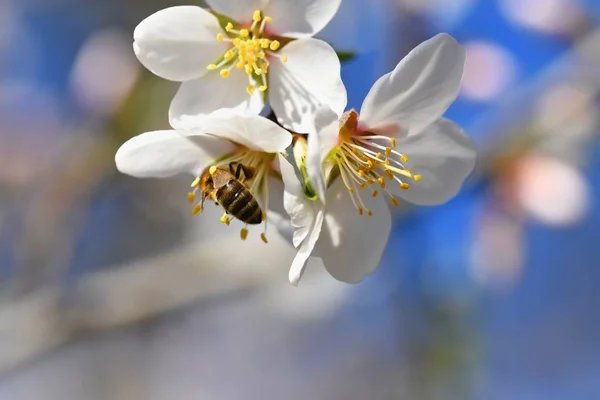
[{"x1": 115, "y1": 0, "x2": 477, "y2": 285}]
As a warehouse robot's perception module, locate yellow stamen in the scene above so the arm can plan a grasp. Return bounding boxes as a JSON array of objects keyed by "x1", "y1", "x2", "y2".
[
  {"x1": 239, "y1": 29, "x2": 249, "y2": 38},
  {"x1": 261, "y1": 233, "x2": 268, "y2": 243},
  {"x1": 385, "y1": 147, "x2": 392, "y2": 156},
  {"x1": 282, "y1": 54, "x2": 288, "y2": 63},
  {"x1": 358, "y1": 208, "x2": 364, "y2": 216},
  {"x1": 390, "y1": 138, "x2": 396, "y2": 147},
  {"x1": 207, "y1": 64, "x2": 218, "y2": 70},
  {"x1": 372, "y1": 190, "x2": 379, "y2": 198},
  {"x1": 258, "y1": 85, "x2": 267, "y2": 92},
  {"x1": 220, "y1": 69, "x2": 230, "y2": 78},
  {"x1": 191, "y1": 204, "x2": 202, "y2": 215},
  {"x1": 217, "y1": 33, "x2": 224, "y2": 42},
  {"x1": 225, "y1": 22, "x2": 234, "y2": 32},
  {"x1": 191, "y1": 177, "x2": 200, "y2": 188},
  {"x1": 414, "y1": 174, "x2": 422, "y2": 182},
  {"x1": 187, "y1": 192, "x2": 196, "y2": 204},
  {"x1": 400, "y1": 183, "x2": 410, "y2": 190},
  {"x1": 240, "y1": 228, "x2": 249, "y2": 241},
  {"x1": 367, "y1": 210, "x2": 373, "y2": 216},
  {"x1": 391, "y1": 198, "x2": 399, "y2": 207},
  {"x1": 247, "y1": 85, "x2": 255, "y2": 95},
  {"x1": 378, "y1": 177, "x2": 386, "y2": 188},
  {"x1": 264, "y1": 16, "x2": 272, "y2": 22},
  {"x1": 400, "y1": 154, "x2": 408, "y2": 163},
  {"x1": 269, "y1": 40, "x2": 280, "y2": 51},
  {"x1": 209, "y1": 166, "x2": 217, "y2": 175},
  {"x1": 253, "y1": 10, "x2": 262, "y2": 22}
]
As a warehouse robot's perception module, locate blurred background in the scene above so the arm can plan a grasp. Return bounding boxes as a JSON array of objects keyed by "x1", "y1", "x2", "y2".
[{"x1": 1, "y1": 0, "x2": 600, "y2": 398}]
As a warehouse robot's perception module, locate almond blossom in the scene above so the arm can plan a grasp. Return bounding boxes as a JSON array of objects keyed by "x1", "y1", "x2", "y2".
[
  {"x1": 133, "y1": 0, "x2": 346, "y2": 133},
  {"x1": 115, "y1": 115, "x2": 292, "y2": 242},
  {"x1": 282, "y1": 34, "x2": 477, "y2": 285}
]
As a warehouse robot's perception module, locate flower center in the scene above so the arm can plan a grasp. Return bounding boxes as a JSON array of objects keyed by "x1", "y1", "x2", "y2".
[
  {"x1": 187, "y1": 149, "x2": 273, "y2": 243},
  {"x1": 327, "y1": 110, "x2": 421, "y2": 215},
  {"x1": 207, "y1": 10, "x2": 288, "y2": 96}
]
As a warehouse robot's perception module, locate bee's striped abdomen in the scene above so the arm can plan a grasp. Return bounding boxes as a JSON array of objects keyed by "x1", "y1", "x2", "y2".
[{"x1": 217, "y1": 179, "x2": 262, "y2": 224}]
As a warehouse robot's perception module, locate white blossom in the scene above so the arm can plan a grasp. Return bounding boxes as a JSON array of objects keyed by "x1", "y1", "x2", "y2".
[
  {"x1": 281, "y1": 33, "x2": 477, "y2": 285},
  {"x1": 115, "y1": 115, "x2": 292, "y2": 242},
  {"x1": 133, "y1": 0, "x2": 346, "y2": 133}
]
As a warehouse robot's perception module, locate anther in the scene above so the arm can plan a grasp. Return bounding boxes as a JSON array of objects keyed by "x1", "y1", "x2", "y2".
[
  {"x1": 372, "y1": 190, "x2": 379, "y2": 198},
  {"x1": 413, "y1": 174, "x2": 422, "y2": 182},
  {"x1": 240, "y1": 228, "x2": 249, "y2": 241},
  {"x1": 209, "y1": 166, "x2": 218, "y2": 175},
  {"x1": 261, "y1": 233, "x2": 268, "y2": 243},
  {"x1": 264, "y1": 16, "x2": 272, "y2": 22},
  {"x1": 282, "y1": 54, "x2": 288, "y2": 63},
  {"x1": 400, "y1": 182, "x2": 410, "y2": 190},
  {"x1": 262, "y1": 212, "x2": 267, "y2": 221},
  {"x1": 258, "y1": 85, "x2": 267, "y2": 92},
  {"x1": 191, "y1": 204, "x2": 202, "y2": 215},
  {"x1": 376, "y1": 152, "x2": 382, "y2": 159},
  {"x1": 349, "y1": 187, "x2": 355, "y2": 193},
  {"x1": 390, "y1": 137, "x2": 396, "y2": 147},
  {"x1": 216, "y1": 33, "x2": 224, "y2": 42},
  {"x1": 358, "y1": 208, "x2": 364, "y2": 216},
  {"x1": 384, "y1": 159, "x2": 390, "y2": 165},
  {"x1": 220, "y1": 69, "x2": 230, "y2": 78},
  {"x1": 400, "y1": 154, "x2": 408, "y2": 163},
  {"x1": 378, "y1": 176, "x2": 386, "y2": 188},
  {"x1": 187, "y1": 192, "x2": 196, "y2": 204},
  {"x1": 253, "y1": 10, "x2": 262, "y2": 21},
  {"x1": 385, "y1": 170, "x2": 394, "y2": 180},
  {"x1": 385, "y1": 147, "x2": 392, "y2": 156},
  {"x1": 359, "y1": 182, "x2": 367, "y2": 189},
  {"x1": 207, "y1": 64, "x2": 218, "y2": 70},
  {"x1": 247, "y1": 85, "x2": 255, "y2": 95},
  {"x1": 191, "y1": 177, "x2": 200, "y2": 188},
  {"x1": 225, "y1": 22, "x2": 234, "y2": 32},
  {"x1": 367, "y1": 210, "x2": 373, "y2": 216},
  {"x1": 240, "y1": 29, "x2": 249, "y2": 38},
  {"x1": 391, "y1": 198, "x2": 399, "y2": 207},
  {"x1": 270, "y1": 40, "x2": 280, "y2": 51}
]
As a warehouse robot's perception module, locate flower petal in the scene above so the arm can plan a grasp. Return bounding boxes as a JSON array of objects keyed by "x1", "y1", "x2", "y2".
[
  {"x1": 263, "y1": 0, "x2": 342, "y2": 38},
  {"x1": 115, "y1": 130, "x2": 235, "y2": 178},
  {"x1": 266, "y1": 172, "x2": 294, "y2": 244},
  {"x1": 316, "y1": 179, "x2": 391, "y2": 283},
  {"x1": 133, "y1": 6, "x2": 228, "y2": 82},
  {"x1": 289, "y1": 207, "x2": 324, "y2": 286},
  {"x1": 359, "y1": 33, "x2": 466, "y2": 137},
  {"x1": 169, "y1": 71, "x2": 265, "y2": 129},
  {"x1": 205, "y1": 0, "x2": 268, "y2": 23},
  {"x1": 186, "y1": 114, "x2": 292, "y2": 153},
  {"x1": 390, "y1": 118, "x2": 476, "y2": 205},
  {"x1": 278, "y1": 154, "x2": 315, "y2": 246},
  {"x1": 269, "y1": 38, "x2": 347, "y2": 133}
]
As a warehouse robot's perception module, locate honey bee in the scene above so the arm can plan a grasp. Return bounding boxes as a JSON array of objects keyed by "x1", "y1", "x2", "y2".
[{"x1": 199, "y1": 162, "x2": 263, "y2": 225}]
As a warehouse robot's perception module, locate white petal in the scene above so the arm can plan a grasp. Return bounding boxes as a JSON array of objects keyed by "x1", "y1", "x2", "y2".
[
  {"x1": 279, "y1": 154, "x2": 315, "y2": 247},
  {"x1": 204, "y1": 0, "x2": 268, "y2": 23},
  {"x1": 289, "y1": 207, "x2": 324, "y2": 286},
  {"x1": 263, "y1": 0, "x2": 342, "y2": 38},
  {"x1": 360, "y1": 33, "x2": 466, "y2": 137},
  {"x1": 306, "y1": 125, "x2": 326, "y2": 202},
  {"x1": 169, "y1": 71, "x2": 265, "y2": 129},
  {"x1": 317, "y1": 179, "x2": 391, "y2": 283},
  {"x1": 269, "y1": 38, "x2": 347, "y2": 132},
  {"x1": 186, "y1": 114, "x2": 292, "y2": 153},
  {"x1": 391, "y1": 118, "x2": 476, "y2": 205},
  {"x1": 266, "y1": 173, "x2": 294, "y2": 244},
  {"x1": 306, "y1": 107, "x2": 341, "y2": 196},
  {"x1": 115, "y1": 130, "x2": 235, "y2": 178},
  {"x1": 133, "y1": 6, "x2": 227, "y2": 82}
]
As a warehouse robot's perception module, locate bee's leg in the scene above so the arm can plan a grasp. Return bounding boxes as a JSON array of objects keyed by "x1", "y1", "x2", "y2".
[
  {"x1": 240, "y1": 164, "x2": 255, "y2": 180},
  {"x1": 229, "y1": 162, "x2": 237, "y2": 176}
]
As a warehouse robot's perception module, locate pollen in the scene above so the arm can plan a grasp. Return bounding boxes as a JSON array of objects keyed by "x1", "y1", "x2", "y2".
[
  {"x1": 220, "y1": 213, "x2": 231, "y2": 226},
  {"x1": 207, "y1": 10, "x2": 285, "y2": 96},
  {"x1": 261, "y1": 233, "x2": 268, "y2": 243},
  {"x1": 400, "y1": 183, "x2": 410, "y2": 190},
  {"x1": 391, "y1": 198, "x2": 399, "y2": 207},
  {"x1": 191, "y1": 177, "x2": 200, "y2": 188},
  {"x1": 240, "y1": 228, "x2": 249, "y2": 241},
  {"x1": 191, "y1": 204, "x2": 202, "y2": 215},
  {"x1": 247, "y1": 85, "x2": 255, "y2": 95}
]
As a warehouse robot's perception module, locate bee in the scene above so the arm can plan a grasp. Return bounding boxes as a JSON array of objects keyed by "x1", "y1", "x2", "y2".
[{"x1": 199, "y1": 162, "x2": 263, "y2": 225}]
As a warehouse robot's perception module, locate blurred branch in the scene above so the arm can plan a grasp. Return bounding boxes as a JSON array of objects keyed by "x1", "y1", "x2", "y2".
[{"x1": 0, "y1": 237, "x2": 293, "y2": 374}]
